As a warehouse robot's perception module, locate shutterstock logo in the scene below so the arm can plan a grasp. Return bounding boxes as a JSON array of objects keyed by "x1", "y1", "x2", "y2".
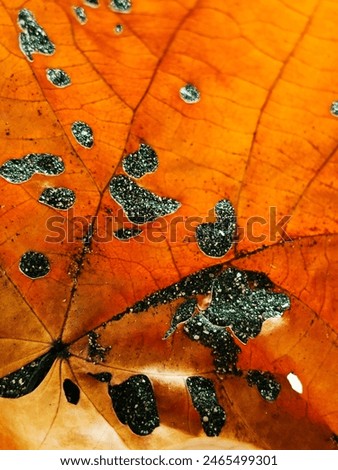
[{"x1": 44, "y1": 207, "x2": 291, "y2": 244}]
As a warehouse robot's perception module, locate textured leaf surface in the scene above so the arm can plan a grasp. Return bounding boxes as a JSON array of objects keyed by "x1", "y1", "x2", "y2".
[{"x1": 0, "y1": 0, "x2": 337, "y2": 450}]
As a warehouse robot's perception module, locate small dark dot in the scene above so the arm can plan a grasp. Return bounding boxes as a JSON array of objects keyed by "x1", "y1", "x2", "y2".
[
  {"x1": 19, "y1": 251, "x2": 51, "y2": 279},
  {"x1": 114, "y1": 24, "x2": 124, "y2": 34},
  {"x1": 179, "y1": 83, "x2": 200, "y2": 104},
  {"x1": 84, "y1": 0, "x2": 99, "y2": 7}
]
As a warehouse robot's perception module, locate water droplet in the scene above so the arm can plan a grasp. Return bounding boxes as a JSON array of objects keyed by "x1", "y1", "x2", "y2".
[
  {"x1": 71, "y1": 121, "x2": 94, "y2": 148},
  {"x1": 46, "y1": 68, "x2": 71, "y2": 88},
  {"x1": 179, "y1": 83, "x2": 201, "y2": 104},
  {"x1": 17, "y1": 9, "x2": 55, "y2": 62},
  {"x1": 39, "y1": 187, "x2": 76, "y2": 210},
  {"x1": 109, "y1": 0, "x2": 132, "y2": 13},
  {"x1": 73, "y1": 6, "x2": 87, "y2": 24},
  {"x1": 19, "y1": 251, "x2": 51, "y2": 279}
]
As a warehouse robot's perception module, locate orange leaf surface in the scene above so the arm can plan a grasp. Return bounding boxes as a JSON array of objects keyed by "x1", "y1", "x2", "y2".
[{"x1": 0, "y1": 0, "x2": 337, "y2": 450}]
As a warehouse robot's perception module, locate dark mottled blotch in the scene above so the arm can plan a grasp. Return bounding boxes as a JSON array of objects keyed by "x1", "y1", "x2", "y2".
[
  {"x1": 17, "y1": 9, "x2": 55, "y2": 61},
  {"x1": 71, "y1": 121, "x2": 94, "y2": 148},
  {"x1": 0, "y1": 153, "x2": 64, "y2": 184},
  {"x1": 0, "y1": 350, "x2": 57, "y2": 398},
  {"x1": 108, "y1": 375, "x2": 159, "y2": 436},
  {"x1": 39, "y1": 187, "x2": 76, "y2": 210},
  {"x1": 88, "y1": 332, "x2": 111, "y2": 362},
  {"x1": 122, "y1": 143, "x2": 158, "y2": 179},
  {"x1": 246, "y1": 370, "x2": 281, "y2": 401},
  {"x1": 109, "y1": 0, "x2": 132, "y2": 13},
  {"x1": 109, "y1": 174, "x2": 180, "y2": 225},
  {"x1": 204, "y1": 268, "x2": 290, "y2": 343},
  {"x1": 196, "y1": 199, "x2": 236, "y2": 258},
  {"x1": 114, "y1": 227, "x2": 143, "y2": 240},
  {"x1": 63, "y1": 378, "x2": 80, "y2": 405},
  {"x1": 186, "y1": 376, "x2": 226, "y2": 436},
  {"x1": 179, "y1": 83, "x2": 200, "y2": 104},
  {"x1": 46, "y1": 68, "x2": 71, "y2": 88},
  {"x1": 184, "y1": 313, "x2": 241, "y2": 374},
  {"x1": 73, "y1": 6, "x2": 87, "y2": 24},
  {"x1": 163, "y1": 298, "x2": 196, "y2": 339},
  {"x1": 19, "y1": 251, "x2": 51, "y2": 279}
]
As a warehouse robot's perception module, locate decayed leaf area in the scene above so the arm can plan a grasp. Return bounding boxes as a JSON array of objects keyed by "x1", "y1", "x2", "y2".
[{"x1": 0, "y1": 0, "x2": 337, "y2": 450}]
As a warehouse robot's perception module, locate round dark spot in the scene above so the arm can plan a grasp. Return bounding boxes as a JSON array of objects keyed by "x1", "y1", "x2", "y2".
[{"x1": 19, "y1": 251, "x2": 51, "y2": 279}]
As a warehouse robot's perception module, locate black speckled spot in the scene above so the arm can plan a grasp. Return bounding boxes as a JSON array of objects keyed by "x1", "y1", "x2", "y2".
[
  {"x1": 0, "y1": 350, "x2": 57, "y2": 398},
  {"x1": 204, "y1": 268, "x2": 290, "y2": 343},
  {"x1": 196, "y1": 199, "x2": 236, "y2": 258},
  {"x1": 73, "y1": 6, "x2": 87, "y2": 24},
  {"x1": 0, "y1": 159, "x2": 34, "y2": 184},
  {"x1": 84, "y1": 0, "x2": 99, "y2": 7},
  {"x1": 39, "y1": 187, "x2": 76, "y2": 210},
  {"x1": 131, "y1": 265, "x2": 221, "y2": 314},
  {"x1": 71, "y1": 121, "x2": 94, "y2": 148},
  {"x1": 88, "y1": 372, "x2": 112, "y2": 383},
  {"x1": 87, "y1": 331, "x2": 111, "y2": 363},
  {"x1": 163, "y1": 298, "x2": 197, "y2": 339},
  {"x1": 108, "y1": 375, "x2": 159, "y2": 436},
  {"x1": 184, "y1": 314, "x2": 241, "y2": 374},
  {"x1": 17, "y1": 9, "x2": 55, "y2": 62},
  {"x1": 63, "y1": 378, "x2": 80, "y2": 404},
  {"x1": 114, "y1": 227, "x2": 143, "y2": 240},
  {"x1": 114, "y1": 24, "x2": 124, "y2": 34},
  {"x1": 246, "y1": 370, "x2": 281, "y2": 401},
  {"x1": 109, "y1": 175, "x2": 180, "y2": 225},
  {"x1": 19, "y1": 251, "x2": 50, "y2": 279},
  {"x1": 122, "y1": 143, "x2": 158, "y2": 179},
  {"x1": 186, "y1": 376, "x2": 226, "y2": 436},
  {"x1": 179, "y1": 83, "x2": 200, "y2": 104},
  {"x1": 46, "y1": 68, "x2": 71, "y2": 88},
  {"x1": 26, "y1": 153, "x2": 65, "y2": 176},
  {"x1": 109, "y1": 0, "x2": 132, "y2": 13}
]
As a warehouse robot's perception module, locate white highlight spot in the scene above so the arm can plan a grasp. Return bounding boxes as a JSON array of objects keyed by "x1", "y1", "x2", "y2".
[{"x1": 287, "y1": 372, "x2": 303, "y2": 394}]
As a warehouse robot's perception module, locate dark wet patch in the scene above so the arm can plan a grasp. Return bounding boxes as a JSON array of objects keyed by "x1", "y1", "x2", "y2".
[
  {"x1": 0, "y1": 350, "x2": 57, "y2": 398},
  {"x1": 108, "y1": 375, "x2": 159, "y2": 436},
  {"x1": 114, "y1": 227, "x2": 143, "y2": 240},
  {"x1": 46, "y1": 68, "x2": 71, "y2": 88},
  {"x1": 122, "y1": 143, "x2": 158, "y2": 179},
  {"x1": 73, "y1": 6, "x2": 87, "y2": 24},
  {"x1": 19, "y1": 251, "x2": 51, "y2": 279},
  {"x1": 63, "y1": 378, "x2": 80, "y2": 404},
  {"x1": 186, "y1": 376, "x2": 226, "y2": 436},
  {"x1": 109, "y1": 0, "x2": 132, "y2": 13},
  {"x1": 246, "y1": 370, "x2": 281, "y2": 401},
  {"x1": 163, "y1": 298, "x2": 197, "y2": 339},
  {"x1": 0, "y1": 153, "x2": 64, "y2": 184},
  {"x1": 184, "y1": 314, "x2": 241, "y2": 374},
  {"x1": 196, "y1": 199, "x2": 236, "y2": 258},
  {"x1": 17, "y1": 9, "x2": 55, "y2": 61},
  {"x1": 39, "y1": 187, "x2": 76, "y2": 210},
  {"x1": 109, "y1": 174, "x2": 180, "y2": 225},
  {"x1": 71, "y1": 121, "x2": 94, "y2": 148}
]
